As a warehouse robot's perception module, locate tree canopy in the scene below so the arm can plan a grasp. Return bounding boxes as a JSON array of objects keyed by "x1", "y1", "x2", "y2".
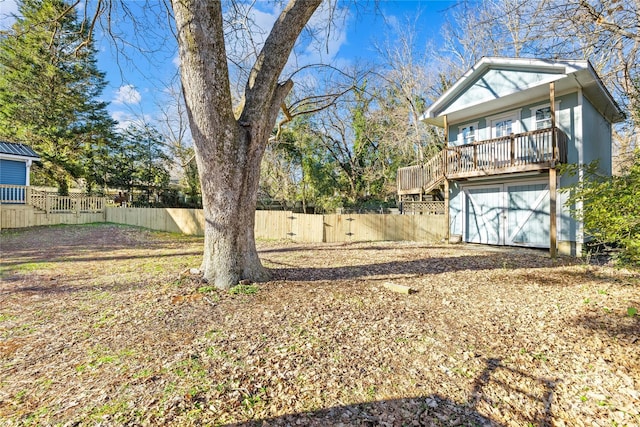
[{"x1": 0, "y1": 0, "x2": 117, "y2": 194}]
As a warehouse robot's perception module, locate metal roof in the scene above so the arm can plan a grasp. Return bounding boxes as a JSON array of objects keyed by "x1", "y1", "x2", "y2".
[{"x1": 0, "y1": 141, "x2": 40, "y2": 159}]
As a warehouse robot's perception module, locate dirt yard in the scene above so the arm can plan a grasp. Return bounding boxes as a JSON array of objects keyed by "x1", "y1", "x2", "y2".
[{"x1": 0, "y1": 224, "x2": 638, "y2": 426}]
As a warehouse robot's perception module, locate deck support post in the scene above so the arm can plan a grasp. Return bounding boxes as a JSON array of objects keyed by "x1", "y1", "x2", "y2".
[
  {"x1": 549, "y1": 82, "x2": 557, "y2": 259},
  {"x1": 444, "y1": 179, "x2": 450, "y2": 242},
  {"x1": 443, "y1": 115, "x2": 450, "y2": 243},
  {"x1": 443, "y1": 115, "x2": 448, "y2": 175},
  {"x1": 550, "y1": 82, "x2": 557, "y2": 163},
  {"x1": 443, "y1": 115, "x2": 448, "y2": 146},
  {"x1": 550, "y1": 168, "x2": 557, "y2": 259}
]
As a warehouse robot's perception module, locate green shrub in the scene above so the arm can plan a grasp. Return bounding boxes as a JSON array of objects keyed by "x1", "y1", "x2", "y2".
[{"x1": 560, "y1": 149, "x2": 639, "y2": 268}]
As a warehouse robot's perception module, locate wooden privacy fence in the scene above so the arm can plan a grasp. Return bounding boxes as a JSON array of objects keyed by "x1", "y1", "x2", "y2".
[
  {"x1": 104, "y1": 208, "x2": 446, "y2": 243},
  {"x1": 0, "y1": 205, "x2": 105, "y2": 229},
  {"x1": 1, "y1": 205, "x2": 446, "y2": 243}
]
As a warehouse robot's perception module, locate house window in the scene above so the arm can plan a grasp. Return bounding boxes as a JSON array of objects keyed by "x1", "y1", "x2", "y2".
[
  {"x1": 535, "y1": 107, "x2": 552, "y2": 129},
  {"x1": 487, "y1": 110, "x2": 520, "y2": 139},
  {"x1": 530, "y1": 103, "x2": 559, "y2": 130},
  {"x1": 494, "y1": 119, "x2": 513, "y2": 137},
  {"x1": 459, "y1": 122, "x2": 478, "y2": 145}
]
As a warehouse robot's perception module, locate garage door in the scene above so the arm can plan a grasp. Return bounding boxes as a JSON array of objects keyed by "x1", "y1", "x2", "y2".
[
  {"x1": 506, "y1": 183, "x2": 550, "y2": 247},
  {"x1": 464, "y1": 186, "x2": 503, "y2": 245},
  {"x1": 463, "y1": 182, "x2": 550, "y2": 248}
]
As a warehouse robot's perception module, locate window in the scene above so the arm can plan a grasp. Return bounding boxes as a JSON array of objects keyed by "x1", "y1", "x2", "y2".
[
  {"x1": 494, "y1": 119, "x2": 513, "y2": 137},
  {"x1": 535, "y1": 107, "x2": 551, "y2": 129},
  {"x1": 458, "y1": 122, "x2": 478, "y2": 145},
  {"x1": 462, "y1": 125, "x2": 476, "y2": 144},
  {"x1": 487, "y1": 110, "x2": 520, "y2": 139},
  {"x1": 530, "y1": 103, "x2": 559, "y2": 130}
]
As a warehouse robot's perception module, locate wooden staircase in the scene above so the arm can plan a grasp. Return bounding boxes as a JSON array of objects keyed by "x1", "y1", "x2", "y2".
[{"x1": 397, "y1": 151, "x2": 446, "y2": 198}]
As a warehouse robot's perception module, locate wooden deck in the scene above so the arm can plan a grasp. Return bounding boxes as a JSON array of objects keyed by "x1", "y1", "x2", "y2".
[
  {"x1": 0, "y1": 185, "x2": 107, "y2": 213},
  {"x1": 397, "y1": 128, "x2": 568, "y2": 196}
]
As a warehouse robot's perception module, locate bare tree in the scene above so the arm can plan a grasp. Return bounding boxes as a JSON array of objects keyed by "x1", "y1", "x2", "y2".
[
  {"x1": 373, "y1": 14, "x2": 445, "y2": 164},
  {"x1": 171, "y1": 0, "x2": 324, "y2": 288},
  {"x1": 155, "y1": 73, "x2": 200, "y2": 203},
  {"x1": 543, "y1": 0, "x2": 640, "y2": 168}
]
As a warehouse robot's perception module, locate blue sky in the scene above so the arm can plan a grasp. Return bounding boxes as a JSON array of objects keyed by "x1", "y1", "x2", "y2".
[{"x1": 0, "y1": 0, "x2": 457, "y2": 129}]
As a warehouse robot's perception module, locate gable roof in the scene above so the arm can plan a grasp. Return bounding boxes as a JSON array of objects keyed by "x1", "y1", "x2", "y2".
[
  {"x1": 0, "y1": 141, "x2": 41, "y2": 160},
  {"x1": 421, "y1": 57, "x2": 625, "y2": 126}
]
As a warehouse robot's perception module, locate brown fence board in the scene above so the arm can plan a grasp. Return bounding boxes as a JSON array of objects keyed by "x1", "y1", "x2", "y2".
[
  {"x1": 3, "y1": 206, "x2": 446, "y2": 243},
  {"x1": 0, "y1": 205, "x2": 105, "y2": 230}
]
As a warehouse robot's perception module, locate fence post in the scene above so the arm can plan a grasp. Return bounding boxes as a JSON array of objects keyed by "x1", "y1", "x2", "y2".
[
  {"x1": 25, "y1": 186, "x2": 31, "y2": 205},
  {"x1": 45, "y1": 194, "x2": 51, "y2": 214}
]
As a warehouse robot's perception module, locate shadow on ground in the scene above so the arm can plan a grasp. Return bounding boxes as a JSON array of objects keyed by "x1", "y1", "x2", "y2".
[
  {"x1": 226, "y1": 358, "x2": 557, "y2": 427},
  {"x1": 227, "y1": 394, "x2": 500, "y2": 427},
  {"x1": 266, "y1": 254, "x2": 555, "y2": 282}
]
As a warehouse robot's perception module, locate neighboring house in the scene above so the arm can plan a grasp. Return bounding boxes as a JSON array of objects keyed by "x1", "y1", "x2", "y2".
[
  {"x1": 397, "y1": 57, "x2": 625, "y2": 256},
  {"x1": 0, "y1": 141, "x2": 41, "y2": 203}
]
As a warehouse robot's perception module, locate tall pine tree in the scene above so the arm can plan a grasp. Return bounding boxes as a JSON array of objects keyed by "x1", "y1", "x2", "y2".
[{"x1": 0, "y1": 0, "x2": 116, "y2": 194}]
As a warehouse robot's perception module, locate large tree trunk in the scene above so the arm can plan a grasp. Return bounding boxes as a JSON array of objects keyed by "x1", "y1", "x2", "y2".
[{"x1": 172, "y1": 0, "x2": 322, "y2": 289}]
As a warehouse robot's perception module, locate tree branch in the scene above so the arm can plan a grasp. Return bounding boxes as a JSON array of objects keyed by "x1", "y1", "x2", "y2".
[{"x1": 240, "y1": 0, "x2": 322, "y2": 122}]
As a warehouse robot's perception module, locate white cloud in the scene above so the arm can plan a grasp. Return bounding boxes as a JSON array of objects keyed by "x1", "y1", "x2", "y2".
[
  {"x1": 249, "y1": 7, "x2": 279, "y2": 44},
  {"x1": 113, "y1": 84, "x2": 142, "y2": 105},
  {"x1": 285, "y1": 3, "x2": 351, "y2": 72},
  {"x1": 223, "y1": 2, "x2": 350, "y2": 73},
  {"x1": 111, "y1": 110, "x2": 151, "y2": 131}
]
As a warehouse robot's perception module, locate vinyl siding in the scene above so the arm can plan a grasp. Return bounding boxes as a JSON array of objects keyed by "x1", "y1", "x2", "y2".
[
  {"x1": 0, "y1": 159, "x2": 26, "y2": 185},
  {"x1": 441, "y1": 68, "x2": 561, "y2": 115}
]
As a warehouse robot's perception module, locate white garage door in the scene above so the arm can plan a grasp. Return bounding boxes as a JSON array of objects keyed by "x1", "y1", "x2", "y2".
[
  {"x1": 463, "y1": 181, "x2": 550, "y2": 248},
  {"x1": 464, "y1": 186, "x2": 504, "y2": 245},
  {"x1": 506, "y1": 183, "x2": 550, "y2": 247}
]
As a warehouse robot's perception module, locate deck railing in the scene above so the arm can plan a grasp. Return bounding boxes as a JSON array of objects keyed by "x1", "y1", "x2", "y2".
[
  {"x1": 0, "y1": 184, "x2": 27, "y2": 204},
  {"x1": 0, "y1": 185, "x2": 106, "y2": 213},
  {"x1": 396, "y1": 150, "x2": 446, "y2": 195},
  {"x1": 397, "y1": 127, "x2": 568, "y2": 195}
]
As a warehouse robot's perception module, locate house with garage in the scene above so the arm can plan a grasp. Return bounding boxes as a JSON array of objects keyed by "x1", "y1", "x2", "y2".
[
  {"x1": 397, "y1": 57, "x2": 625, "y2": 256},
  {"x1": 0, "y1": 141, "x2": 40, "y2": 203}
]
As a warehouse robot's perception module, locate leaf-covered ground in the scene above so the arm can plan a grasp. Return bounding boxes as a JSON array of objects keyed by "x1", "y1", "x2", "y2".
[{"x1": 0, "y1": 223, "x2": 638, "y2": 426}]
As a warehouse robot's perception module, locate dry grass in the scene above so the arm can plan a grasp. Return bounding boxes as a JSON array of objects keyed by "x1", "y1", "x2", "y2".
[{"x1": 0, "y1": 223, "x2": 638, "y2": 426}]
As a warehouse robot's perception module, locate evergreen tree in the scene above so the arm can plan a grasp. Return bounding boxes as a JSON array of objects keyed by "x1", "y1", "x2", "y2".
[
  {"x1": 0, "y1": 0, "x2": 117, "y2": 194},
  {"x1": 110, "y1": 123, "x2": 170, "y2": 205}
]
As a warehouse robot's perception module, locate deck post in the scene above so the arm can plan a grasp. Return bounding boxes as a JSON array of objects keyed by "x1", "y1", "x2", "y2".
[
  {"x1": 549, "y1": 82, "x2": 557, "y2": 259},
  {"x1": 444, "y1": 179, "x2": 450, "y2": 242},
  {"x1": 442, "y1": 114, "x2": 450, "y2": 243},
  {"x1": 550, "y1": 82, "x2": 557, "y2": 164},
  {"x1": 550, "y1": 168, "x2": 557, "y2": 259},
  {"x1": 443, "y1": 114, "x2": 449, "y2": 175},
  {"x1": 473, "y1": 144, "x2": 478, "y2": 169},
  {"x1": 510, "y1": 134, "x2": 515, "y2": 166}
]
